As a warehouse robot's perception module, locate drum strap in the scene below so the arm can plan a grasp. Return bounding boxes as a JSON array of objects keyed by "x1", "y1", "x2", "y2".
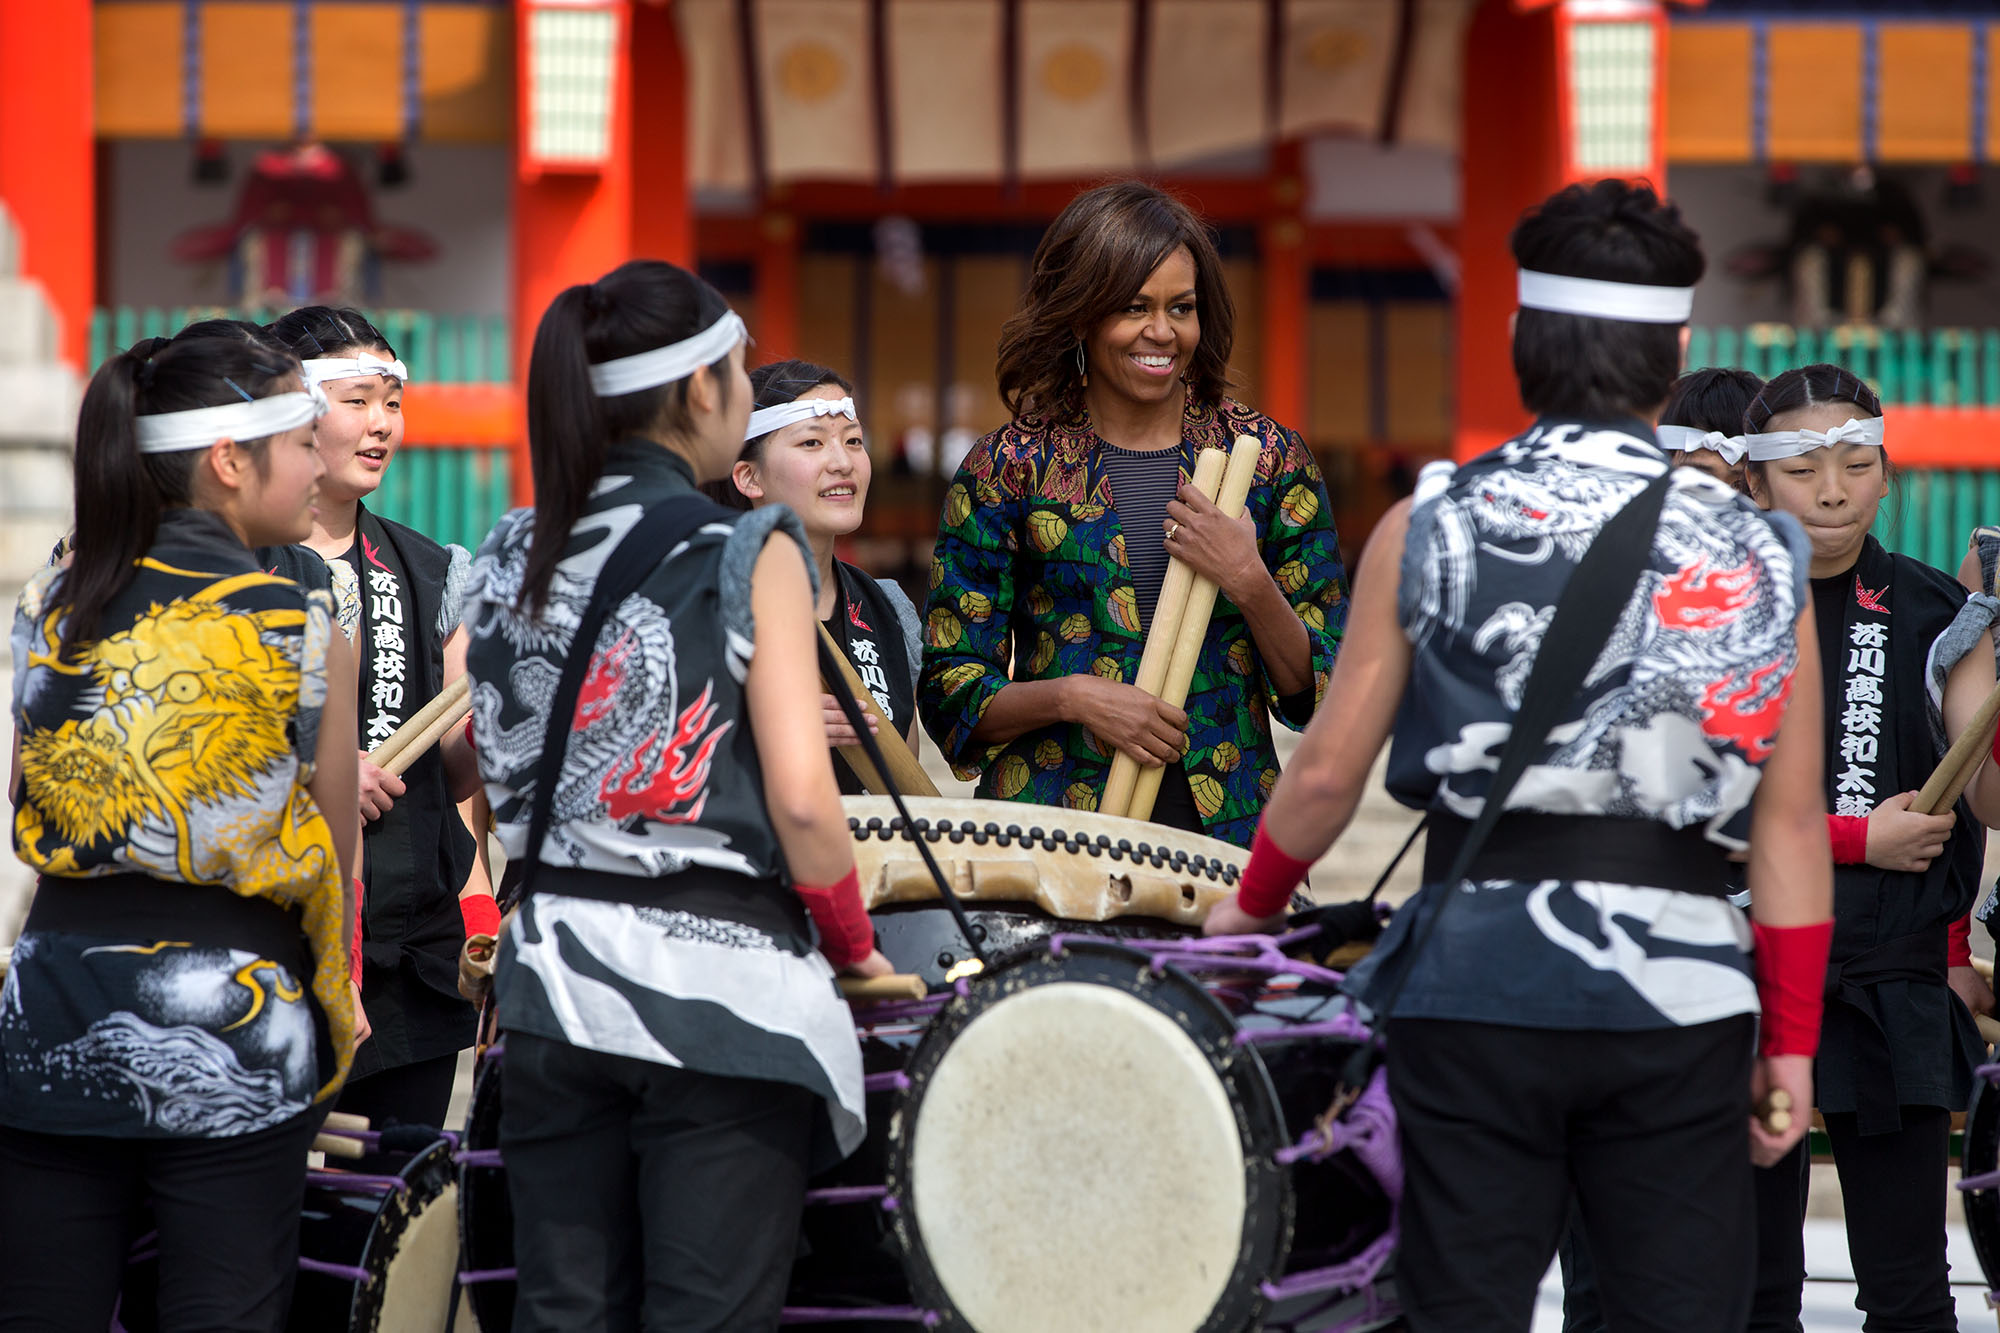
[
  {"x1": 1342, "y1": 468, "x2": 1675, "y2": 1089},
  {"x1": 497, "y1": 494, "x2": 722, "y2": 910},
  {"x1": 817, "y1": 636, "x2": 991, "y2": 970}
]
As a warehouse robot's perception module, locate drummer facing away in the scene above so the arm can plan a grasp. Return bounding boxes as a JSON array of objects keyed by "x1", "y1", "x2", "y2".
[
  {"x1": 919, "y1": 180, "x2": 1346, "y2": 847},
  {"x1": 1209, "y1": 179, "x2": 1835, "y2": 1332}
]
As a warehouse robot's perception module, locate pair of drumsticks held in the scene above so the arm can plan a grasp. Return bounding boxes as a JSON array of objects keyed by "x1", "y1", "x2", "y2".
[{"x1": 1747, "y1": 658, "x2": 2000, "y2": 1136}]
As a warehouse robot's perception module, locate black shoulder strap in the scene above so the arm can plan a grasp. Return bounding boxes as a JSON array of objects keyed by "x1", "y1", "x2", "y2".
[
  {"x1": 499, "y1": 495, "x2": 721, "y2": 907},
  {"x1": 1362, "y1": 467, "x2": 1675, "y2": 1024}
]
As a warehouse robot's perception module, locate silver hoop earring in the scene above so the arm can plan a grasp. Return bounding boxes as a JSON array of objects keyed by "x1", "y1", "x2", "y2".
[{"x1": 1074, "y1": 342, "x2": 1089, "y2": 388}]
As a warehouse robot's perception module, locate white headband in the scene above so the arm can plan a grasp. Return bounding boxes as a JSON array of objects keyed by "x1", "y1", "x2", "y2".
[
  {"x1": 587, "y1": 310, "x2": 747, "y2": 397},
  {"x1": 745, "y1": 395, "x2": 858, "y2": 441},
  {"x1": 133, "y1": 385, "x2": 329, "y2": 455},
  {"x1": 1517, "y1": 270, "x2": 1695, "y2": 324},
  {"x1": 1742, "y1": 416, "x2": 1885, "y2": 461},
  {"x1": 301, "y1": 354, "x2": 409, "y2": 389},
  {"x1": 1656, "y1": 424, "x2": 1747, "y2": 466}
]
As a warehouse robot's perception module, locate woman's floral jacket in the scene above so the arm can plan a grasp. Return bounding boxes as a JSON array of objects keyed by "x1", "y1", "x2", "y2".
[{"x1": 917, "y1": 396, "x2": 1347, "y2": 848}]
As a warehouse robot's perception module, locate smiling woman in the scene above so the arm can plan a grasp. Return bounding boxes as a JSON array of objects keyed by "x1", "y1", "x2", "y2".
[
  {"x1": 917, "y1": 181, "x2": 1347, "y2": 848},
  {"x1": 708, "y1": 360, "x2": 926, "y2": 791}
]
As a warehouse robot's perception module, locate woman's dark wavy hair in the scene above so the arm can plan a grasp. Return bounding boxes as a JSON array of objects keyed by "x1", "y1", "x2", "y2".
[
  {"x1": 1742, "y1": 362, "x2": 1895, "y2": 493},
  {"x1": 1661, "y1": 367, "x2": 1763, "y2": 435},
  {"x1": 59, "y1": 337, "x2": 299, "y2": 657},
  {"x1": 265, "y1": 305, "x2": 398, "y2": 365},
  {"x1": 996, "y1": 181, "x2": 1234, "y2": 422},
  {"x1": 1511, "y1": 179, "x2": 1705, "y2": 421},
  {"x1": 522, "y1": 259, "x2": 735, "y2": 612},
  {"x1": 704, "y1": 359, "x2": 856, "y2": 512}
]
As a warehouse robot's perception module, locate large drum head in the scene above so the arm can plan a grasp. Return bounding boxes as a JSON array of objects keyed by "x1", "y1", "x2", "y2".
[{"x1": 889, "y1": 943, "x2": 1289, "y2": 1333}]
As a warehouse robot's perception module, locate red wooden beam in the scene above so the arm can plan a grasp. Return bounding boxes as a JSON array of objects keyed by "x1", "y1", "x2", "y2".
[
  {"x1": 403, "y1": 384, "x2": 521, "y2": 448},
  {"x1": 0, "y1": 0, "x2": 95, "y2": 369}
]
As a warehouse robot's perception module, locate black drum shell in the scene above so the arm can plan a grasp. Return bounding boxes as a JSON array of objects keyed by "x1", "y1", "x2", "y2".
[{"x1": 1964, "y1": 1066, "x2": 2000, "y2": 1291}]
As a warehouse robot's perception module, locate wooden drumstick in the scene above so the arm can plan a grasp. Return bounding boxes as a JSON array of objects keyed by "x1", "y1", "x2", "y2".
[
  {"x1": 322, "y1": 1110, "x2": 372, "y2": 1134},
  {"x1": 1101, "y1": 447, "x2": 1230, "y2": 819},
  {"x1": 1129, "y1": 435, "x2": 1264, "y2": 823},
  {"x1": 837, "y1": 973, "x2": 927, "y2": 1002},
  {"x1": 378, "y1": 692, "x2": 473, "y2": 778},
  {"x1": 311, "y1": 1132, "x2": 365, "y2": 1159},
  {"x1": 1915, "y1": 677, "x2": 2000, "y2": 815},
  {"x1": 1755, "y1": 1087, "x2": 1794, "y2": 1136},
  {"x1": 817, "y1": 624, "x2": 941, "y2": 798},
  {"x1": 366, "y1": 674, "x2": 471, "y2": 772}
]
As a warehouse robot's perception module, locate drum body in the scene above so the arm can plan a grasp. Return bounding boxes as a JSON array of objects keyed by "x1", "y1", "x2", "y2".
[
  {"x1": 117, "y1": 1137, "x2": 460, "y2": 1333},
  {"x1": 458, "y1": 1050, "x2": 515, "y2": 1333},
  {"x1": 876, "y1": 940, "x2": 1398, "y2": 1333},
  {"x1": 1962, "y1": 1063, "x2": 2000, "y2": 1291},
  {"x1": 290, "y1": 1139, "x2": 462, "y2": 1333}
]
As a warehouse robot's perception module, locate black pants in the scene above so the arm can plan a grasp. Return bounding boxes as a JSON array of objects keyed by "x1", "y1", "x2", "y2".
[
  {"x1": 1751, "y1": 1105, "x2": 1954, "y2": 1333},
  {"x1": 1562, "y1": 1138, "x2": 1807, "y2": 1333},
  {"x1": 0, "y1": 1112, "x2": 320, "y2": 1333},
  {"x1": 500, "y1": 1031, "x2": 817, "y2": 1333},
  {"x1": 1387, "y1": 1016, "x2": 1756, "y2": 1333},
  {"x1": 335, "y1": 1050, "x2": 460, "y2": 1173}
]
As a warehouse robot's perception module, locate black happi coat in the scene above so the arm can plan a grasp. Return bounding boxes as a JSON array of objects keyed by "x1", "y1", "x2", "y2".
[
  {"x1": 1813, "y1": 536, "x2": 1984, "y2": 1135},
  {"x1": 261, "y1": 508, "x2": 477, "y2": 1076},
  {"x1": 823, "y1": 560, "x2": 920, "y2": 796}
]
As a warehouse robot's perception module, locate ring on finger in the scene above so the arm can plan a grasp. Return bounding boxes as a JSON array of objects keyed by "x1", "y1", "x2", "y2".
[{"x1": 1165, "y1": 520, "x2": 1179, "y2": 540}]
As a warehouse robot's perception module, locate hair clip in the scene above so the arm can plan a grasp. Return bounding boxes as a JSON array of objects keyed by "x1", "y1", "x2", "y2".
[{"x1": 222, "y1": 376, "x2": 255, "y2": 403}]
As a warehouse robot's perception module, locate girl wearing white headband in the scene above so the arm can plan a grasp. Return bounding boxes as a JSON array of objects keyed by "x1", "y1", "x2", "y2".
[
  {"x1": 1653, "y1": 366, "x2": 1760, "y2": 492},
  {"x1": 712, "y1": 360, "x2": 924, "y2": 786},
  {"x1": 1739, "y1": 361, "x2": 2000, "y2": 1332},
  {"x1": 462, "y1": 260, "x2": 886, "y2": 1332},
  {"x1": 0, "y1": 336, "x2": 363, "y2": 1329},
  {"x1": 261, "y1": 305, "x2": 491, "y2": 1149}
]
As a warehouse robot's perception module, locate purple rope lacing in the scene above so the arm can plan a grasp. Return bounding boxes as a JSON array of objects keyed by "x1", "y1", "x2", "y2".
[
  {"x1": 457, "y1": 1148, "x2": 506, "y2": 1170},
  {"x1": 458, "y1": 1267, "x2": 518, "y2": 1285},
  {"x1": 304, "y1": 1170, "x2": 409, "y2": 1195},
  {"x1": 1046, "y1": 926, "x2": 1347, "y2": 991},
  {"x1": 299, "y1": 1255, "x2": 374, "y2": 1284},
  {"x1": 780, "y1": 1307, "x2": 939, "y2": 1325}
]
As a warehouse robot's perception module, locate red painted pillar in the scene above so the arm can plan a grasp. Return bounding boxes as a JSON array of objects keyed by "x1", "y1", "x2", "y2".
[
  {"x1": 0, "y1": 0, "x2": 95, "y2": 369},
  {"x1": 755, "y1": 208, "x2": 799, "y2": 362},
  {"x1": 629, "y1": 0, "x2": 692, "y2": 266},
  {"x1": 1260, "y1": 143, "x2": 1308, "y2": 434},
  {"x1": 511, "y1": 0, "x2": 636, "y2": 505},
  {"x1": 1454, "y1": 0, "x2": 1566, "y2": 461}
]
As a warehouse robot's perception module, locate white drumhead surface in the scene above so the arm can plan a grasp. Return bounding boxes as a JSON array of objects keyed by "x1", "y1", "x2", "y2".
[
  {"x1": 377, "y1": 1180, "x2": 459, "y2": 1333},
  {"x1": 909, "y1": 981, "x2": 1246, "y2": 1332}
]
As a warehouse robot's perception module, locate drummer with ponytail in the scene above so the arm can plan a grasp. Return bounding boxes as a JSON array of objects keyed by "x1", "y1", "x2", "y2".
[
  {"x1": 462, "y1": 260, "x2": 889, "y2": 1332},
  {"x1": 0, "y1": 337, "x2": 363, "y2": 1330}
]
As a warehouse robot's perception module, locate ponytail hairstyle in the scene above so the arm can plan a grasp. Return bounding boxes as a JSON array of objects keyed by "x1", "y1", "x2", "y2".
[
  {"x1": 1660, "y1": 367, "x2": 1763, "y2": 435},
  {"x1": 175, "y1": 317, "x2": 282, "y2": 348},
  {"x1": 521, "y1": 259, "x2": 736, "y2": 612},
  {"x1": 59, "y1": 338, "x2": 300, "y2": 658},
  {"x1": 265, "y1": 305, "x2": 398, "y2": 364},
  {"x1": 1510, "y1": 179, "x2": 1705, "y2": 421}
]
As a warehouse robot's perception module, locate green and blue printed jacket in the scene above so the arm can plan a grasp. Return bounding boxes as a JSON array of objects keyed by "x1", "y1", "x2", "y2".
[{"x1": 917, "y1": 396, "x2": 1347, "y2": 848}]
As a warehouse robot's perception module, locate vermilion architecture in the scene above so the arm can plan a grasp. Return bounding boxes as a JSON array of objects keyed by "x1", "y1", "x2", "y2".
[{"x1": 7, "y1": 0, "x2": 1998, "y2": 570}]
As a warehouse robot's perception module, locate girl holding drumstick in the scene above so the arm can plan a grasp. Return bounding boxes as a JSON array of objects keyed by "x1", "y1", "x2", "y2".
[
  {"x1": 261, "y1": 306, "x2": 491, "y2": 1139},
  {"x1": 711, "y1": 360, "x2": 925, "y2": 789},
  {"x1": 464, "y1": 260, "x2": 888, "y2": 1331}
]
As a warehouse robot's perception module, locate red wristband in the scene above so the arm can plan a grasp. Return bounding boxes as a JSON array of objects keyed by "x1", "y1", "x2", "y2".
[
  {"x1": 1752, "y1": 919, "x2": 1833, "y2": 1058},
  {"x1": 463, "y1": 715, "x2": 477, "y2": 751},
  {"x1": 1827, "y1": 814, "x2": 1869, "y2": 865},
  {"x1": 796, "y1": 867, "x2": 873, "y2": 969},
  {"x1": 1237, "y1": 819, "x2": 1314, "y2": 919},
  {"x1": 461, "y1": 892, "x2": 502, "y2": 940},
  {"x1": 350, "y1": 877, "x2": 366, "y2": 987},
  {"x1": 1949, "y1": 913, "x2": 1973, "y2": 969}
]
